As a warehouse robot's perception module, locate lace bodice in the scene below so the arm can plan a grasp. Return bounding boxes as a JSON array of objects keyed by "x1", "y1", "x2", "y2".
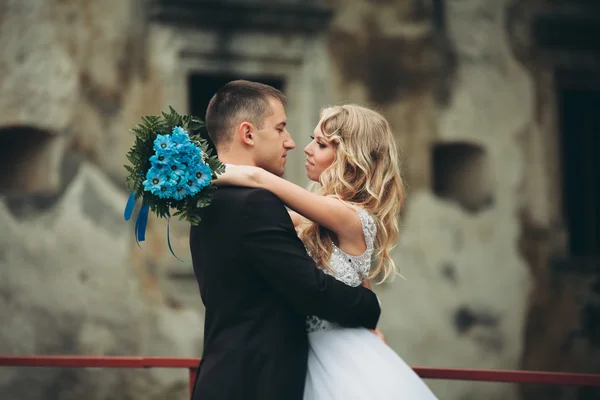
[{"x1": 306, "y1": 208, "x2": 377, "y2": 332}]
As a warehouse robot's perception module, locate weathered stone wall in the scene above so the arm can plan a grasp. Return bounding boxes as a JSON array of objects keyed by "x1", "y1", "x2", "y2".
[
  {"x1": 1, "y1": 0, "x2": 597, "y2": 399},
  {"x1": 323, "y1": 1, "x2": 534, "y2": 398},
  {"x1": 0, "y1": 1, "x2": 201, "y2": 399},
  {"x1": 508, "y1": 1, "x2": 600, "y2": 399}
]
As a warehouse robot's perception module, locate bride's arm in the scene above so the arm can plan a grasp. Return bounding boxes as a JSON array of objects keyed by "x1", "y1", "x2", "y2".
[
  {"x1": 216, "y1": 166, "x2": 362, "y2": 240},
  {"x1": 288, "y1": 211, "x2": 302, "y2": 230}
]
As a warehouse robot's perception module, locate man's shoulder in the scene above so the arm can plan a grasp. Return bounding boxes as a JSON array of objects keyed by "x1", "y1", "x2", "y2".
[
  {"x1": 192, "y1": 187, "x2": 288, "y2": 236},
  {"x1": 216, "y1": 186, "x2": 283, "y2": 205},
  {"x1": 204, "y1": 188, "x2": 286, "y2": 222}
]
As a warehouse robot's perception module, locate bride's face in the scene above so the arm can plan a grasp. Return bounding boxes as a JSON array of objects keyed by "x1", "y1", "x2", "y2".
[{"x1": 304, "y1": 123, "x2": 336, "y2": 182}]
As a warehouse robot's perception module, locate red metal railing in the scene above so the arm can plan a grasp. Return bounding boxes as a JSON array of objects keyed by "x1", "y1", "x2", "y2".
[{"x1": 2, "y1": 356, "x2": 600, "y2": 397}]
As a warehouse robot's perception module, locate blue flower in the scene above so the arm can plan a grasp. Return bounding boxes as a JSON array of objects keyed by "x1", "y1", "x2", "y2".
[
  {"x1": 179, "y1": 147, "x2": 201, "y2": 166},
  {"x1": 182, "y1": 142, "x2": 201, "y2": 158},
  {"x1": 168, "y1": 162, "x2": 187, "y2": 177},
  {"x1": 172, "y1": 126, "x2": 187, "y2": 136},
  {"x1": 143, "y1": 128, "x2": 211, "y2": 201},
  {"x1": 156, "y1": 187, "x2": 173, "y2": 199},
  {"x1": 157, "y1": 177, "x2": 178, "y2": 199},
  {"x1": 150, "y1": 154, "x2": 169, "y2": 166},
  {"x1": 179, "y1": 154, "x2": 193, "y2": 167},
  {"x1": 192, "y1": 163, "x2": 212, "y2": 188},
  {"x1": 171, "y1": 127, "x2": 190, "y2": 150},
  {"x1": 154, "y1": 135, "x2": 174, "y2": 153},
  {"x1": 143, "y1": 168, "x2": 168, "y2": 194},
  {"x1": 185, "y1": 176, "x2": 201, "y2": 195},
  {"x1": 142, "y1": 166, "x2": 179, "y2": 198},
  {"x1": 173, "y1": 184, "x2": 190, "y2": 201}
]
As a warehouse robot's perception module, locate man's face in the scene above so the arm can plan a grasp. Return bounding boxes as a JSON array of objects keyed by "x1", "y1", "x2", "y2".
[{"x1": 252, "y1": 97, "x2": 296, "y2": 176}]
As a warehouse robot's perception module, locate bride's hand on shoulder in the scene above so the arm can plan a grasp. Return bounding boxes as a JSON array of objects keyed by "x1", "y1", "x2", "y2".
[
  {"x1": 214, "y1": 165, "x2": 264, "y2": 187},
  {"x1": 370, "y1": 327, "x2": 386, "y2": 344}
]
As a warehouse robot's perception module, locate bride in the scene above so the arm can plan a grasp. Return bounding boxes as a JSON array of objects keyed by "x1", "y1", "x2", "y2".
[{"x1": 217, "y1": 104, "x2": 438, "y2": 399}]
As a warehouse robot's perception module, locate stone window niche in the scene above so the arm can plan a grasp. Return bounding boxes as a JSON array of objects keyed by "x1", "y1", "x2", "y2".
[
  {"x1": 188, "y1": 73, "x2": 285, "y2": 119},
  {"x1": 0, "y1": 125, "x2": 63, "y2": 196},
  {"x1": 558, "y1": 85, "x2": 600, "y2": 258},
  {"x1": 431, "y1": 142, "x2": 493, "y2": 214}
]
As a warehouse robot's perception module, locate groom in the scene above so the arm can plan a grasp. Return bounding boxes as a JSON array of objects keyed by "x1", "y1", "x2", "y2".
[{"x1": 189, "y1": 80, "x2": 381, "y2": 400}]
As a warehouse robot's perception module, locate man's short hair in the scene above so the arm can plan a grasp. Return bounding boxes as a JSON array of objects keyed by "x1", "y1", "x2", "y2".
[{"x1": 205, "y1": 80, "x2": 287, "y2": 149}]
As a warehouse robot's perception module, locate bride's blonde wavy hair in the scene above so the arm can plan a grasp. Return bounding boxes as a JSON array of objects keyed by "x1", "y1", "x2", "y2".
[{"x1": 299, "y1": 104, "x2": 406, "y2": 283}]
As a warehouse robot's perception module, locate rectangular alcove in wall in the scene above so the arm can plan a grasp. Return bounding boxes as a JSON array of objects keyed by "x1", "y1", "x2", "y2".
[
  {"x1": 188, "y1": 74, "x2": 286, "y2": 120},
  {"x1": 560, "y1": 88, "x2": 600, "y2": 257},
  {"x1": 557, "y1": 74, "x2": 600, "y2": 263}
]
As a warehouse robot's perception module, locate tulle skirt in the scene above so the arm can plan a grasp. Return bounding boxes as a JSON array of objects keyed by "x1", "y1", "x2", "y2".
[{"x1": 304, "y1": 327, "x2": 438, "y2": 399}]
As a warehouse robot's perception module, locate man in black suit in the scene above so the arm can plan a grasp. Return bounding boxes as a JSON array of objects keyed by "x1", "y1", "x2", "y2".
[{"x1": 190, "y1": 80, "x2": 381, "y2": 400}]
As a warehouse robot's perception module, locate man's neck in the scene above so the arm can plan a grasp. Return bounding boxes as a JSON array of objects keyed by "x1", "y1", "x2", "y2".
[{"x1": 217, "y1": 149, "x2": 255, "y2": 167}]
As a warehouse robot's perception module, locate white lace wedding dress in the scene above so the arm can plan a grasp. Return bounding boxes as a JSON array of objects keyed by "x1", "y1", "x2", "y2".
[{"x1": 303, "y1": 208, "x2": 438, "y2": 399}]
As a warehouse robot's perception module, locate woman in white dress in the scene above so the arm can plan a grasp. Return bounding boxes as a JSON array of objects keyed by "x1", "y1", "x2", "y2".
[{"x1": 218, "y1": 104, "x2": 438, "y2": 399}]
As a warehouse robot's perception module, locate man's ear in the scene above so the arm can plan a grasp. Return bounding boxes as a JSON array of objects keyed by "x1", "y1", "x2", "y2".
[{"x1": 238, "y1": 122, "x2": 254, "y2": 147}]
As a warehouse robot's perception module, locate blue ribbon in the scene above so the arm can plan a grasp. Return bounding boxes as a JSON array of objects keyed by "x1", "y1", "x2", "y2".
[
  {"x1": 166, "y1": 217, "x2": 184, "y2": 262},
  {"x1": 135, "y1": 203, "x2": 150, "y2": 248},
  {"x1": 124, "y1": 192, "x2": 136, "y2": 221},
  {"x1": 124, "y1": 192, "x2": 183, "y2": 262}
]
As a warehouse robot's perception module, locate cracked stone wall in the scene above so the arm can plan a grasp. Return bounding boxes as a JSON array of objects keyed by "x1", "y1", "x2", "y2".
[
  {"x1": 1, "y1": 0, "x2": 594, "y2": 399},
  {"x1": 325, "y1": 1, "x2": 533, "y2": 398},
  {"x1": 0, "y1": 1, "x2": 202, "y2": 399}
]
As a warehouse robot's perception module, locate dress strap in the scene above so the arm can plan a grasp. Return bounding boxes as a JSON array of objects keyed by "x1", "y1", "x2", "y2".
[{"x1": 354, "y1": 208, "x2": 377, "y2": 251}]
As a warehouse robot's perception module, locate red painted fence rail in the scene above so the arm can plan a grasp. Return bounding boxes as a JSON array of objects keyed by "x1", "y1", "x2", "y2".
[{"x1": 2, "y1": 356, "x2": 600, "y2": 397}]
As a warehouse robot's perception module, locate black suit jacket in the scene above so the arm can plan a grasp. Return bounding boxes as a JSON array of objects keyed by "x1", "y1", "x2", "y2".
[{"x1": 189, "y1": 187, "x2": 381, "y2": 400}]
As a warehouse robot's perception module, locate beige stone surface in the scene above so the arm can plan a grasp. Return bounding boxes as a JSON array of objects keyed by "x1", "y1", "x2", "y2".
[
  {"x1": 321, "y1": 1, "x2": 536, "y2": 398},
  {"x1": 0, "y1": 162, "x2": 203, "y2": 399},
  {"x1": 1, "y1": 0, "x2": 588, "y2": 399}
]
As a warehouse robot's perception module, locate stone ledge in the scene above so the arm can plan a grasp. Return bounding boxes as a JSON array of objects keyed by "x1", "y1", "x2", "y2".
[
  {"x1": 149, "y1": 0, "x2": 333, "y2": 33},
  {"x1": 532, "y1": 5, "x2": 600, "y2": 51}
]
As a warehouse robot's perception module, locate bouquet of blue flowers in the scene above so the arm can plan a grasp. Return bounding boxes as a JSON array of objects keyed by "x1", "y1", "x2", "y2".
[{"x1": 123, "y1": 106, "x2": 224, "y2": 252}]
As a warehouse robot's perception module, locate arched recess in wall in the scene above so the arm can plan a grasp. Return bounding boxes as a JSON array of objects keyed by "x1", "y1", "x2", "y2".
[
  {"x1": 431, "y1": 141, "x2": 494, "y2": 214},
  {"x1": 0, "y1": 125, "x2": 64, "y2": 196}
]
